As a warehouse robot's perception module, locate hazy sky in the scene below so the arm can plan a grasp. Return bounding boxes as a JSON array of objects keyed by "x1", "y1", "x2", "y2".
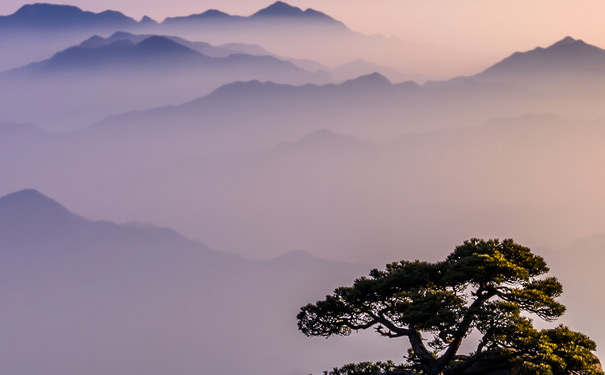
[{"x1": 2, "y1": 0, "x2": 605, "y2": 75}]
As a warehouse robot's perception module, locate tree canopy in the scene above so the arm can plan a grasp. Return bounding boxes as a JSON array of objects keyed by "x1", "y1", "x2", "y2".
[{"x1": 297, "y1": 239, "x2": 602, "y2": 375}]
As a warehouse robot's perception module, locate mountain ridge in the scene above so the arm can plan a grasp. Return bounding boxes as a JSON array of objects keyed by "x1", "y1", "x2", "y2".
[
  {"x1": 0, "y1": 188, "x2": 383, "y2": 375},
  {"x1": 0, "y1": 188, "x2": 221, "y2": 254},
  {"x1": 0, "y1": 1, "x2": 347, "y2": 32},
  {"x1": 251, "y1": 1, "x2": 340, "y2": 24},
  {"x1": 4, "y1": 33, "x2": 320, "y2": 78},
  {"x1": 475, "y1": 36, "x2": 605, "y2": 80},
  {"x1": 162, "y1": 0, "x2": 346, "y2": 28},
  {"x1": 0, "y1": 3, "x2": 138, "y2": 29},
  {"x1": 13, "y1": 35, "x2": 202, "y2": 73},
  {"x1": 0, "y1": 188, "x2": 74, "y2": 220}
]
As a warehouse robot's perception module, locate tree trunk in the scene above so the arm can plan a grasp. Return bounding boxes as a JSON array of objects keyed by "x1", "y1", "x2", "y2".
[{"x1": 408, "y1": 329, "x2": 441, "y2": 375}]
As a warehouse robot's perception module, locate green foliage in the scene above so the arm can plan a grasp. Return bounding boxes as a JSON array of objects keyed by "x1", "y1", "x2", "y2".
[
  {"x1": 297, "y1": 239, "x2": 602, "y2": 375},
  {"x1": 322, "y1": 361, "x2": 407, "y2": 375},
  {"x1": 509, "y1": 325, "x2": 602, "y2": 375}
]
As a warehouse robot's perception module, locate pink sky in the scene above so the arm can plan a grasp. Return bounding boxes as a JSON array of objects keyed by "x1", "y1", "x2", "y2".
[{"x1": 2, "y1": 0, "x2": 605, "y2": 76}]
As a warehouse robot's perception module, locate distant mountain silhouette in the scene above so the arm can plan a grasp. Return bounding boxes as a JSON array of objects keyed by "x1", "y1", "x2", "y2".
[
  {"x1": 475, "y1": 36, "x2": 605, "y2": 82},
  {"x1": 0, "y1": 1, "x2": 347, "y2": 33},
  {"x1": 0, "y1": 188, "x2": 76, "y2": 226},
  {"x1": 92, "y1": 72, "x2": 415, "y2": 135},
  {"x1": 108, "y1": 31, "x2": 214, "y2": 52},
  {"x1": 250, "y1": 1, "x2": 346, "y2": 28},
  {"x1": 332, "y1": 59, "x2": 408, "y2": 83},
  {"x1": 339, "y1": 72, "x2": 393, "y2": 89},
  {"x1": 162, "y1": 1, "x2": 346, "y2": 29},
  {"x1": 0, "y1": 3, "x2": 138, "y2": 30},
  {"x1": 139, "y1": 15, "x2": 157, "y2": 25},
  {"x1": 251, "y1": 1, "x2": 340, "y2": 24},
  {"x1": 7, "y1": 34, "x2": 317, "y2": 76},
  {"x1": 0, "y1": 188, "x2": 374, "y2": 375},
  {"x1": 0, "y1": 188, "x2": 100, "y2": 250},
  {"x1": 17, "y1": 36, "x2": 200, "y2": 73},
  {"x1": 134, "y1": 35, "x2": 197, "y2": 56},
  {"x1": 190, "y1": 73, "x2": 410, "y2": 112},
  {"x1": 78, "y1": 31, "x2": 271, "y2": 59},
  {"x1": 0, "y1": 30, "x2": 330, "y2": 131},
  {"x1": 0, "y1": 188, "x2": 213, "y2": 252},
  {"x1": 0, "y1": 1, "x2": 348, "y2": 36},
  {"x1": 209, "y1": 72, "x2": 394, "y2": 98},
  {"x1": 0, "y1": 2, "x2": 395, "y2": 78},
  {"x1": 162, "y1": 9, "x2": 238, "y2": 25},
  {"x1": 252, "y1": 1, "x2": 308, "y2": 17}
]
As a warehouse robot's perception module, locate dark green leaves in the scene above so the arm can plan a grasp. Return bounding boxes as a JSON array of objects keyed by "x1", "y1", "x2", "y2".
[
  {"x1": 297, "y1": 239, "x2": 602, "y2": 375},
  {"x1": 322, "y1": 361, "x2": 409, "y2": 375}
]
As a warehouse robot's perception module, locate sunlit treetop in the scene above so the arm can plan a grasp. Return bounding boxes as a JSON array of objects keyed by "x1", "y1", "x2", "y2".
[{"x1": 298, "y1": 238, "x2": 602, "y2": 375}]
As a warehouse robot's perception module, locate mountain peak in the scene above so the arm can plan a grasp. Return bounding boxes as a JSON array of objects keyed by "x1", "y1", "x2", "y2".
[
  {"x1": 199, "y1": 9, "x2": 230, "y2": 18},
  {"x1": 546, "y1": 36, "x2": 602, "y2": 53},
  {"x1": 135, "y1": 36, "x2": 198, "y2": 56},
  {"x1": 252, "y1": 1, "x2": 303, "y2": 17},
  {"x1": 0, "y1": 189, "x2": 73, "y2": 221},
  {"x1": 552, "y1": 36, "x2": 578, "y2": 47},
  {"x1": 476, "y1": 36, "x2": 605, "y2": 80},
  {"x1": 3, "y1": 188, "x2": 41, "y2": 200},
  {"x1": 160, "y1": 8, "x2": 232, "y2": 25},
  {"x1": 78, "y1": 31, "x2": 137, "y2": 48},
  {"x1": 161, "y1": 1, "x2": 345, "y2": 28},
  {"x1": 111, "y1": 31, "x2": 135, "y2": 39},
  {"x1": 140, "y1": 15, "x2": 157, "y2": 25},
  {"x1": 250, "y1": 1, "x2": 341, "y2": 24},
  {"x1": 547, "y1": 36, "x2": 593, "y2": 50},
  {"x1": 340, "y1": 72, "x2": 392, "y2": 88}
]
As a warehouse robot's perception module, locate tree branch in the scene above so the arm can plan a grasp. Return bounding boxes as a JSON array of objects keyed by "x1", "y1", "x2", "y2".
[
  {"x1": 437, "y1": 289, "x2": 497, "y2": 370},
  {"x1": 376, "y1": 325, "x2": 407, "y2": 338},
  {"x1": 377, "y1": 317, "x2": 411, "y2": 337},
  {"x1": 342, "y1": 320, "x2": 376, "y2": 331}
]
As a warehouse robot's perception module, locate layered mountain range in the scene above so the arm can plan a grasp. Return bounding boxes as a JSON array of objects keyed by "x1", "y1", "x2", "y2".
[
  {"x1": 3, "y1": 35, "x2": 605, "y2": 254},
  {"x1": 2, "y1": 34, "x2": 601, "y2": 131},
  {"x1": 2, "y1": 2, "x2": 605, "y2": 374},
  {"x1": 0, "y1": 31, "x2": 331, "y2": 130},
  {"x1": 0, "y1": 2, "x2": 353, "y2": 68},
  {"x1": 86, "y1": 37, "x2": 605, "y2": 142},
  {"x1": 0, "y1": 1, "x2": 345, "y2": 31},
  {"x1": 161, "y1": 1, "x2": 347, "y2": 30},
  {"x1": 7, "y1": 33, "x2": 315, "y2": 76},
  {"x1": 0, "y1": 3, "x2": 138, "y2": 31}
]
